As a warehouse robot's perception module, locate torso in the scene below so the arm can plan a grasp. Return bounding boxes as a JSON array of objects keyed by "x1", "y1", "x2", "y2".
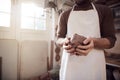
[
  {"x1": 57, "y1": 3, "x2": 116, "y2": 47},
  {"x1": 60, "y1": 3, "x2": 106, "y2": 80}
]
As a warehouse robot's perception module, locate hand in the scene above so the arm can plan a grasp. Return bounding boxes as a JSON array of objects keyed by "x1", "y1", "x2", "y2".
[
  {"x1": 76, "y1": 38, "x2": 94, "y2": 56},
  {"x1": 63, "y1": 38, "x2": 75, "y2": 54}
]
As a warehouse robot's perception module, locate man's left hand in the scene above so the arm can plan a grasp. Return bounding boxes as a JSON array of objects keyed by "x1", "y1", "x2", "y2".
[{"x1": 75, "y1": 38, "x2": 94, "y2": 56}]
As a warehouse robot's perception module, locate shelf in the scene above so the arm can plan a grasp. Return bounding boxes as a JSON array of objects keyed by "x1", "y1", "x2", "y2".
[
  {"x1": 63, "y1": 1, "x2": 74, "y2": 7},
  {"x1": 109, "y1": 2, "x2": 120, "y2": 8}
]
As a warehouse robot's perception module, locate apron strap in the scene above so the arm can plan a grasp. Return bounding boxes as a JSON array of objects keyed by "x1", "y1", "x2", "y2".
[
  {"x1": 91, "y1": 3, "x2": 97, "y2": 11},
  {"x1": 72, "y1": 4, "x2": 77, "y2": 11}
]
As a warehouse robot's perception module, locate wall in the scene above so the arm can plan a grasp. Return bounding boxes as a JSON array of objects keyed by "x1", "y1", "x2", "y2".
[
  {"x1": 0, "y1": 39, "x2": 49, "y2": 80},
  {"x1": 0, "y1": 39, "x2": 18, "y2": 80},
  {"x1": 20, "y1": 40, "x2": 48, "y2": 79}
]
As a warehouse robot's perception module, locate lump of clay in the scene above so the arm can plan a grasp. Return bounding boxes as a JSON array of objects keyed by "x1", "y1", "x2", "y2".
[{"x1": 70, "y1": 33, "x2": 86, "y2": 48}]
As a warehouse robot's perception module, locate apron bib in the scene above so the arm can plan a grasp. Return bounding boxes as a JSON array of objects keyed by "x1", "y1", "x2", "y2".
[{"x1": 60, "y1": 3, "x2": 106, "y2": 80}]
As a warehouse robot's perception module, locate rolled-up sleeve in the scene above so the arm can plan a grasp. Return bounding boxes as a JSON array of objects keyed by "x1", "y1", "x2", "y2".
[
  {"x1": 57, "y1": 11, "x2": 68, "y2": 38},
  {"x1": 100, "y1": 7, "x2": 116, "y2": 48}
]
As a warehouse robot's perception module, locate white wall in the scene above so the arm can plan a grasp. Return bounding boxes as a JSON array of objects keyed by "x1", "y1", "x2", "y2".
[
  {"x1": 20, "y1": 40, "x2": 48, "y2": 79},
  {"x1": 0, "y1": 39, "x2": 49, "y2": 80},
  {"x1": 0, "y1": 39, "x2": 18, "y2": 80}
]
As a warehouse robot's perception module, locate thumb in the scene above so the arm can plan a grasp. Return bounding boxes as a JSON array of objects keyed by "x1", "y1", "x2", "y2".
[
  {"x1": 64, "y1": 37, "x2": 71, "y2": 45},
  {"x1": 83, "y1": 37, "x2": 91, "y2": 45}
]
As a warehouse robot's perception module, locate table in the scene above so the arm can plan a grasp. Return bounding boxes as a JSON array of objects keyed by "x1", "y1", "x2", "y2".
[{"x1": 106, "y1": 57, "x2": 120, "y2": 80}]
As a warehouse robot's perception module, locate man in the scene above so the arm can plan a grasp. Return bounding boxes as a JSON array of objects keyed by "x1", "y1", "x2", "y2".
[{"x1": 56, "y1": 0, "x2": 116, "y2": 80}]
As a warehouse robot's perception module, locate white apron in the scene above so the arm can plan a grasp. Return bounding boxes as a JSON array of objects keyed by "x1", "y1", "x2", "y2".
[{"x1": 60, "y1": 3, "x2": 106, "y2": 80}]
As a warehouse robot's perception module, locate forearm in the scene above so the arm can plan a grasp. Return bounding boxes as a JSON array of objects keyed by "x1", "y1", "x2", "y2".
[{"x1": 93, "y1": 38, "x2": 111, "y2": 49}]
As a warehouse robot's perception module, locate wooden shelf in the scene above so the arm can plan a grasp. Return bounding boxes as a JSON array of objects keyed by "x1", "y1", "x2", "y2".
[
  {"x1": 109, "y1": 2, "x2": 120, "y2": 8},
  {"x1": 63, "y1": 1, "x2": 74, "y2": 7}
]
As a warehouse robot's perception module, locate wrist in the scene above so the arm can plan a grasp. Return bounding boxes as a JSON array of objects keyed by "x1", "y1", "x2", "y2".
[{"x1": 92, "y1": 38, "x2": 111, "y2": 49}]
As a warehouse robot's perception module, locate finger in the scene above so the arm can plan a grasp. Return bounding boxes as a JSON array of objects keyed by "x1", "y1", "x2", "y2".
[
  {"x1": 77, "y1": 45, "x2": 90, "y2": 50},
  {"x1": 76, "y1": 49, "x2": 86, "y2": 55},
  {"x1": 83, "y1": 37, "x2": 91, "y2": 45},
  {"x1": 75, "y1": 52, "x2": 83, "y2": 56},
  {"x1": 63, "y1": 44, "x2": 72, "y2": 50},
  {"x1": 77, "y1": 40, "x2": 94, "y2": 50},
  {"x1": 64, "y1": 37, "x2": 71, "y2": 45},
  {"x1": 67, "y1": 48, "x2": 75, "y2": 53},
  {"x1": 67, "y1": 37, "x2": 71, "y2": 40},
  {"x1": 76, "y1": 48, "x2": 92, "y2": 56}
]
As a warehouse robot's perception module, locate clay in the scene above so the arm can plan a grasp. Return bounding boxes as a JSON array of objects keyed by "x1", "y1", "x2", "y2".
[{"x1": 70, "y1": 33, "x2": 86, "y2": 48}]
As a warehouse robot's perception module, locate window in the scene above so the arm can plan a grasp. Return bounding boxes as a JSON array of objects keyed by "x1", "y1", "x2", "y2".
[
  {"x1": 21, "y1": 3, "x2": 46, "y2": 30},
  {"x1": 0, "y1": 0, "x2": 11, "y2": 27}
]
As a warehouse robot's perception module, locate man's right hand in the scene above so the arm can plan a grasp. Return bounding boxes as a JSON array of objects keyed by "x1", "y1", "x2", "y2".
[{"x1": 63, "y1": 38, "x2": 75, "y2": 54}]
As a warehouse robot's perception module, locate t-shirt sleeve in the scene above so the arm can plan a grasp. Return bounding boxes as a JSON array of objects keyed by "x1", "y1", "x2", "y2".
[
  {"x1": 57, "y1": 11, "x2": 68, "y2": 38},
  {"x1": 101, "y1": 6, "x2": 116, "y2": 48}
]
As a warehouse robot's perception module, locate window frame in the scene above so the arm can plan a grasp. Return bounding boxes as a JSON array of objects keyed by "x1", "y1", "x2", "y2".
[
  {"x1": 0, "y1": 0, "x2": 47, "y2": 32},
  {"x1": 20, "y1": 2, "x2": 47, "y2": 31},
  {"x1": 0, "y1": 0, "x2": 12, "y2": 30}
]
